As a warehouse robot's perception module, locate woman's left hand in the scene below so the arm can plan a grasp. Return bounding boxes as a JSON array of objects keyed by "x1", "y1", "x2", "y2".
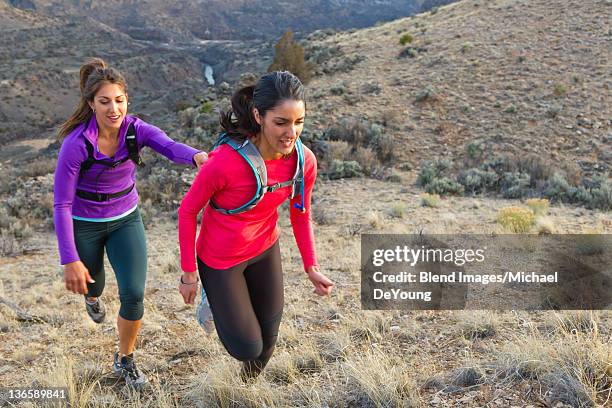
[
  {"x1": 193, "y1": 151, "x2": 208, "y2": 168},
  {"x1": 306, "y1": 265, "x2": 334, "y2": 296},
  {"x1": 179, "y1": 272, "x2": 199, "y2": 304}
]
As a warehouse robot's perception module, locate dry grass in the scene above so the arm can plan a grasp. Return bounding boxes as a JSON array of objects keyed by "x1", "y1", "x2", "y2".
[
  {"x1": 419, "y1": 193, "x2": 441, "y2": 208},
  {"x1": 0, "y1": 174, "x2": 609, "y2": 406},
  {"x1": 341, "y1": 348, "x2": 421, "y2": 407},
  {"x1": 456, "y1": 310, "x2": 501, "y2": 340},
  {"x1": 535, "y1": 216, "x2": 557, "y2": 234},
  {"x1": 186, "y1": 361, "x2": 279, "y2": 408},
  {"x1": 365, "y1": 210, "x2": 385, "y2": 230},
  {"x1": 525, "y1": 198, "x2": 550, "y2": 217},
  {"x1": 493, "y1": 313, "x2": 611, "y2": 407},
  {"x1": 34, "y1": 357, "x2": 103, "y2": 408},
  {"x1": 389, "y1": 202, "x2": 408, "y2": 218}
]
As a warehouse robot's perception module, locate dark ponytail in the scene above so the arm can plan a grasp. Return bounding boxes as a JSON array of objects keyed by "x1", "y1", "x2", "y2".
[
  {"x1": 219, "y1": 71, "x2": 305, "y2": 143},
  {"x1": 57, "y1": 57, "x2": 128, "y2": 141},
  {"x1": 219, "y1": 85, "x2": 260, "y2": 140}
]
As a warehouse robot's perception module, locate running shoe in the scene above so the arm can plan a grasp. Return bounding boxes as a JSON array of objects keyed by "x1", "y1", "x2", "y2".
[
  {"x1": 112, "y1": 352, "x2": 148, "y2": 390},
  {"x1": 196, "y1": 287, "x2": 215, "y2": 334},
  {"x1": 84, "y1": 297, "x2": 106, "y2": 323}
]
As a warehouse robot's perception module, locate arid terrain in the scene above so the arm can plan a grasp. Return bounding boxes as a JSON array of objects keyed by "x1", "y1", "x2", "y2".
[{"x1": 0, "y1": 0, "x2": 610, "y2": 406}]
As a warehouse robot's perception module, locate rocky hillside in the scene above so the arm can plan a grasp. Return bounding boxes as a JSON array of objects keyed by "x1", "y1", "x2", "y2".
[
  {"x1": 0, "y1": 1, "x2": 210, "y2": 144},
  {"x1": 0, "y1": 0, "x2": 456, "y2": 145},
  {"x1": 6, "y1": 0, "x2": 426, "y2": 42},
  {"x1": 303, "y1": 0, "x2": 610, "y2": 177}
]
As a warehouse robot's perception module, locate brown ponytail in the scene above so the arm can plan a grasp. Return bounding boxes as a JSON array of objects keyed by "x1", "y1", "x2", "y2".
[
  {"x1": 57, "y1": 57, "x2": 128, "y2": 141},
  {"x1": 219, "y1": 85, "x2": 259, "y2": 142},
  {"x1": 219, "y1": 71, "x2": 305, "y2": 144}
]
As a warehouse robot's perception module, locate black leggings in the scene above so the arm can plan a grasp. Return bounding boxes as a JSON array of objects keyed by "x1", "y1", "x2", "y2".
[{"x1": 197, "y1": 240, "x2": 284, "y2": 378}]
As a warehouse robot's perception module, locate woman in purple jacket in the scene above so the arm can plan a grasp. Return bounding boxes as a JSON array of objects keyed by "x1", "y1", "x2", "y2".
[{"x1": 53, "y1": 58, "x2": 207, "y2": 389}]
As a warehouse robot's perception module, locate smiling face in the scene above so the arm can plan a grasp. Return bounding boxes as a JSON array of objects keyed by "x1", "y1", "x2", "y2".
[
  {"x1": 88, "y1": 82, "x2": 128, "y2": 133},
  {"x1": 253, "y1": 99, "x2": 305, "y2": 160}
]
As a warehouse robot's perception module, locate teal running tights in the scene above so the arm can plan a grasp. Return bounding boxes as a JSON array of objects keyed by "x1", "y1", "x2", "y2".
[{"x1": 73, "y1": 208, "x2": 147, "y2": 320}]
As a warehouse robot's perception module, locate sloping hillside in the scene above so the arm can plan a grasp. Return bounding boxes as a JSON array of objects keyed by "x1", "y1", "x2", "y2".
[
  {"x1": 0, "y1": 1, "x2": 207, "y2": 144},
  {"x1": 304, "y1": 0, "x2": 610, "y2": 176},
  {"x1": 6, "y1": 0, "x2": 424, "y2": 41}
]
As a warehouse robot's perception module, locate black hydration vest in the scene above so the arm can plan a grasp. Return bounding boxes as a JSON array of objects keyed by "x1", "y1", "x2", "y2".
[{"x1": 76, "y1": 123, "x2": 144, "y2": 202}]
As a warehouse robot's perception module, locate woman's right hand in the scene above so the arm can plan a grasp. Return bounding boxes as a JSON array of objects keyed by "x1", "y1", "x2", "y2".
[
  {"x1": 63, "y1": 261, "x2": 95, "y2": 294},
  {"x1": 306, "y1": 265, "x2": 334, "y2": 296}
]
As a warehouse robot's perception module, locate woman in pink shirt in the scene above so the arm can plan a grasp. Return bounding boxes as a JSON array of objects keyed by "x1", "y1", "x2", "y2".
[{"x1": 178, "y1": 71, "x2": 333, "y2": 380}]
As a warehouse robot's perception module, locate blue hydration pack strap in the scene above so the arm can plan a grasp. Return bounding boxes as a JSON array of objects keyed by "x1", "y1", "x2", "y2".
[
  {"x1": 210, "y1": 133, "x2": 306, "y2": 215},
  {"x1": 292, "y1": 138, "x2": 306, "y2": 212}
]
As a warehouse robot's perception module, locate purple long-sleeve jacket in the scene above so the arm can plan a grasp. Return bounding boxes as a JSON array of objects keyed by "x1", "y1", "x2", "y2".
[{"x1": 54, "y1": 115, "x2": 200, "y2": 265}]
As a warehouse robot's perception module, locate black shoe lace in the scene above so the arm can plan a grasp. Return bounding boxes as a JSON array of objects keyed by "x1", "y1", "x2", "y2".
[
  {"x1": 90, "y1": 302, "x2": 101, "y2": 313},
  {"x1": 123, "y1": 359, "x2": 142, "y2": 380}
]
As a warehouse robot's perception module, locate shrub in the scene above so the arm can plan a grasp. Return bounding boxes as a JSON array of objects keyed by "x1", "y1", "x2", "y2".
[
  {"x1": 178, "y1": 107, "x2": 198, "y2": 129},
  {"x1": 513, "y1": 154, "x2": 556, "y2": 187},
  {"x1": 330, "y1": 84, "x2": 346, "y2": 95},
  {"x1": 415, "y1": 86, "x2": 437, "y2": 103},
  {"x1": 199, "y1": 101, "x2": 214, "y2": 114},
  {"x1": 352, "y1": 147, "x2": 378, "y2": 176},
  {"x1": 21, "y1": 160, "x2": 57, "y2": 178},
  {"x1": 309, "y1": 139, "x2": 331, "y2": 161},
  {"x1": 361, "y1": 82, "x2": 382, "y2": 95},
  {"x1": 501, "y1": 172, "x2": 531, "y2": 199},
  {"x1": 425, "y1": 177, "x2": 464, "y2": 195},
  {"x1": 574, "y1": 233, "x2": 607, "y2": 256},
  {"x1": 465, "y1": 140, "x2": 485, "y2": 166},
  {"x1": 174, "y1": 100, "x2": 191, "y2": 112},
  {"x1": 385, "y1": 170, "x2": 402, "y2": 183},
  {"x1": 586, "y1": 175, "x2": 612, "y2": 211},
  {"x1": 461, "y1": 42, "x2": 473, "y2": 53},
  {"x1": 325, "y1": 118, "x2": 368, "y2": 147},
  {"x1": 137, "y1": 167, "x2": 183, "y2": 211},
  {"x1": 0, "y1": 207, "x2": 33, "y2": 256},
  {"x1": 526, "y1": 198, "x2": 550, "y2": 216},
  {"x1": 328, "y1": 160, "x2": 362, "y2": 179},
  {"x1": 326, "y1": 140, "x2": 352, "y2": 161},
  {"x1": 553, "y1": 83, "x2": 567, "y2": 96},
  {"x1": 399, "y1": 33, "x2": 414, "y2": 45},
  {"x1": 417, "y1": 159, "x2": 453, "y2": 187},
  {"x1": 497, "y1": 207, "x2": 535, "y2": 233},
  {"x1": 0, "y1": 228, "x2": 21, "y2": 257},
  {"x1": 389, "y1": 202, "x2": 407, "y2": 218},
  {"x1": 417, "y1": 160, "x2": 462, "y2": 195},
  {"x1": 546, "y1": 105, "x2": 562, "y2": 118},
  {"x1": 324, "y1": 119, "x2": 388, "y2": 162},
  {"x1": 370, "y1": 132, "x2": 395, "y2": 163},
  {"x1": 312, "y1": 207, "x2": 332, "y2": 225},
  {"x1": 457, "y1": 168, "x2": 499, "y2": 195},
  {"x1": 420, "y1": 193, "x2": 441, "y2": 207},
  {"x1": 504, "y1": 104, "x2": 517, "y2": 114},
  {"x1": 536, "y1": 217, "x2": 556, "y2": 234},
  {"x1": 544, "y1": 173, "x2": 573, "y2": 203},
  {"x1": 398, "y1": 47, "x2": 418, "y2": 58},
  {"x1": 380, "y1": 109, "x2": 402, "y2": 129}
]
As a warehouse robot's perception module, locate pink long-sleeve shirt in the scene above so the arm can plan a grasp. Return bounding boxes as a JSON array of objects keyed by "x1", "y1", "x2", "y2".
[{"x1": 178, "y1": 142, "x2": 318, "y2": 273}]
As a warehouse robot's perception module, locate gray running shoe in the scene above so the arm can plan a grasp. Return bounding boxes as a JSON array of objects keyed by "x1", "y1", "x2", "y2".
[
  {"x1": 113, "y1": 352, "x2": 148, "y2": 390},
  {"x1": 84, "y1": 297, "x2": 106, "y2": 323},
  {"x1": 196, "y1": 287, "x2": 215, "y2": 334}
]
